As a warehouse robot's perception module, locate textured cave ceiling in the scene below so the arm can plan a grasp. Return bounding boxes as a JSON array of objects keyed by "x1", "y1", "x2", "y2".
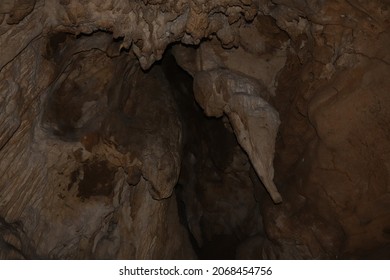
[{"x1": 0, "y1": 0, "x2": 389, "y2": 260}]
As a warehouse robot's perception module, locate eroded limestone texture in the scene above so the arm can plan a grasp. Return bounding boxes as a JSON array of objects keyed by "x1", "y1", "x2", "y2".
[
  {"x1": 193, "y1": 69, "x2": 282, "y2": 203},
  {"x1": 1, "y1": 0, "x2": 389, "y2": 259},
  {"x1": 0, "y1": 31, "x2": 193, "y2": 259}
]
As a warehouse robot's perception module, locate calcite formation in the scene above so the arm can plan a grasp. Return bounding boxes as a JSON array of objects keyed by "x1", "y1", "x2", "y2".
[
  {"x1": 0, "y1": 0, "x2": 389, "y2": 259},
  {"x1": 193, "y1": 69, "x2": 282, "y2": 203}
]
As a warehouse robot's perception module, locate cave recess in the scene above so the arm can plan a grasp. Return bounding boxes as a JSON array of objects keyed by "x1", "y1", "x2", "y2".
[{"x1": 0, "y1": 0, "x2": 389, "y2": 260}]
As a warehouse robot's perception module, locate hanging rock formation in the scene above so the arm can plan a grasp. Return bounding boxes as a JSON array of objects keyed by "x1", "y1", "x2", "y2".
[
  {"x1": 193, "y1": 69, "x2": 282, "y2": 203},
  {"x1": 0, "y1": 0, "x2": 389, "y2": 259}
]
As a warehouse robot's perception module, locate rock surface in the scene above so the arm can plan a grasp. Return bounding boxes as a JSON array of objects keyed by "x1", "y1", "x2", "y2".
[
  {"x1": 0, "y1": 30, "x2": 193, "y2": 258},
  {"x1": 0, "y1": 0, "x2": 389, "y2": 259},
  {"x1": 193, "y1": 69, "x2": 282, "y2": 203}
]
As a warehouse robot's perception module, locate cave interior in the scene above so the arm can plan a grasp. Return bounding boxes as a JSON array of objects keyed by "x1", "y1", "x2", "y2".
[{"x1": 0, "y1": 0, "x2": 389, "y2": 260}]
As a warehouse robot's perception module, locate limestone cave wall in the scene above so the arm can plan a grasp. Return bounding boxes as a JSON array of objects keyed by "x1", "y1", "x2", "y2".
[{"x1": 0, "y1": 0, "x2": 389, "y2": 259}]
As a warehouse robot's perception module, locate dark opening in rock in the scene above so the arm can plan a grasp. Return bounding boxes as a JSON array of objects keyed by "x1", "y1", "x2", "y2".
[{"x1": 1, "y1": 2, "x2": 389, "y2": 260}]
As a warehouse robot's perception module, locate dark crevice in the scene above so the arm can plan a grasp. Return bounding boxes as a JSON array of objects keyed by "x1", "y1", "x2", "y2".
[
  {"x1": 174, "y1": 183, "x2": 201, "y2": 256},
  {"x1": 162, "y1": 48, "x2": 263, "y2": 259}
]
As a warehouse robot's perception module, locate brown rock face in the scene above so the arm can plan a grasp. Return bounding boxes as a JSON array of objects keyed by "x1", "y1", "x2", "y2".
[
  {"x1": 193, "y1": 68, "x2": 282, "y2": 203},
  {"x1": 0, "y1": 0, "x2": 389, "y2": 259}
]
